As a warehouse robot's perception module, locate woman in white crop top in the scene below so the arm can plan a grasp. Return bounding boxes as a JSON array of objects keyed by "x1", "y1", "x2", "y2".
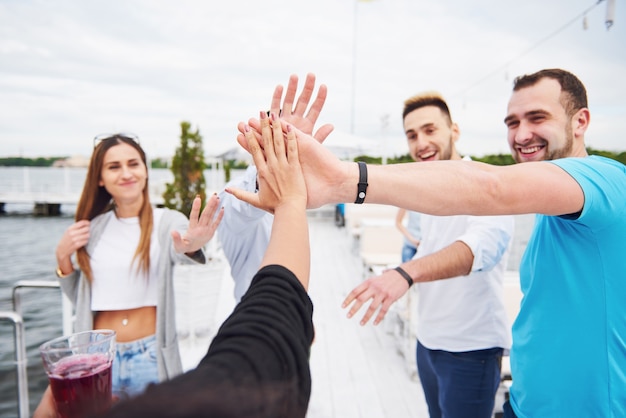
[{"x1": 42, "y1": 134, "x2": 223, "y2": 405}]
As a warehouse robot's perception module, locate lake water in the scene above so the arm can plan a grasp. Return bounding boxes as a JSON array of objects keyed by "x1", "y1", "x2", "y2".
[{"x1": 0, "y1": 167, "x2": 534, "y2": 417}]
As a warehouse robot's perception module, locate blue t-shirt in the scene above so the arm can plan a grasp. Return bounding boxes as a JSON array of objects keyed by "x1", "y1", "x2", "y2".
[{"x1": 510, "y1": 156, "x2": 626, "y2": 417}]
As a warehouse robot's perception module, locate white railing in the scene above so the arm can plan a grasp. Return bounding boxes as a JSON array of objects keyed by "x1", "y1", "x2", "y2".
[{"x1": 0, "y1": 162, "x2": 228, "y2": 210}]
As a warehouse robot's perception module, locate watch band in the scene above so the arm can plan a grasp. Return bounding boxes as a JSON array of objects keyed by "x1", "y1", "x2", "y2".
[
  {"x1": 354, "y1": 161, "x2": 368, "y2": 204},
  {"x1": 394, "y1": 266, "x2": 414, "y2": 288}
]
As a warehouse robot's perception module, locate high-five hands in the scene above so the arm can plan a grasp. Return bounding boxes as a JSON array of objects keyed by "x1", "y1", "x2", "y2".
[
  {"x1": 236, "y1": 73, "x2": 353, "y2": 210},
  {"x1": 228, "y1": 112, "x2": 306, "y2": 214},
  {"x1": 237, "y1": 73, "x2": 334, "y2": 151}
]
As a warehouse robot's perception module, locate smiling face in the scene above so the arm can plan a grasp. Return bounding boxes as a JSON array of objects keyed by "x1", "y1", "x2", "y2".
[
  {"x1": 98, "y1": 142, "x2": 147, "y2": 206},
  {"x1": 403, "y1": 105, "x2": 461, "y2": 162},
  {"x1": 504, "y1": 77, "x2": 588, "y2": 163}
]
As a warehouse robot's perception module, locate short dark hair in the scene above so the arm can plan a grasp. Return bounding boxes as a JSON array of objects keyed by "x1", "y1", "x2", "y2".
[
  {"x1": 512, "y1": 68, "x2": 588, "y2": 118},
  {"x1": 402, "y1": 91, "x2": 453, "y2": 125}
]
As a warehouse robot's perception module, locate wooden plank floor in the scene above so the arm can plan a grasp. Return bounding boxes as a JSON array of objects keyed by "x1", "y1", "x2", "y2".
[
  {"x1": 208, "y1": 214, "x2": 428, "y2": 418},
  {"x1": 305, "y1": 217, "x2": 427, "y2": 418},
  {"x1": 184, "y1": 210, "x2": 534, "y2": 417}
]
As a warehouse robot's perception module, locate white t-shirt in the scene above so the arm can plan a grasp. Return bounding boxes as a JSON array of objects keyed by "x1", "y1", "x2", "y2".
[
  {"x1": 90, "y1": 209, "x2": 163, "y2": 311},
  {"x1": 415, "y1": 211, "x2": 514, "y2": 352}
]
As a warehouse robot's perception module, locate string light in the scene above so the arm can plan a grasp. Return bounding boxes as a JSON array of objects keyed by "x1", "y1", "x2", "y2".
[{"x1": 451, "y1": 0, "x2": 609, "y2": 100}]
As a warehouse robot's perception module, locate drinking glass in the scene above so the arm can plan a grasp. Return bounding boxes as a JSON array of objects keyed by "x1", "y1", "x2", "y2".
[{"x1": 39, "y1": 329, "x2": 116, "y2": 418}]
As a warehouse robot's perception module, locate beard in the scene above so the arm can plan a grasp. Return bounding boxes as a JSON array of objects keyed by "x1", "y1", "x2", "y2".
[
  {"x1": 544, "y1": 125, "x2": 574, "y2": 161},
  {"x1": 412, "y1": 134, "x2": 455, "y2": 162},
  {"x1": 513, "y1": 125, "x2": 574, "y2": 163}
]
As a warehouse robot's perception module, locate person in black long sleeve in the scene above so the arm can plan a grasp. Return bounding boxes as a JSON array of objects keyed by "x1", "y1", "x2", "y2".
[{"x1": 94, "y1": 112, "x2": 312, "y2": 418}]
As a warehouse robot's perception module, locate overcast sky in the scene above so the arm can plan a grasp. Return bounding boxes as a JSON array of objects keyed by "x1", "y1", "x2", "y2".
[{"x1": 1, "y1": 0, "x2": 624, "y2": 160}]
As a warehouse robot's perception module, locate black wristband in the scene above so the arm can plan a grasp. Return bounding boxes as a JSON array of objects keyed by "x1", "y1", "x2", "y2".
[
  {"x1": 354, "y1": 161, "x2": 368, "y2": 204},
  {"x1": 394, "y1": 266, "x2": 414, "y2": 288}
]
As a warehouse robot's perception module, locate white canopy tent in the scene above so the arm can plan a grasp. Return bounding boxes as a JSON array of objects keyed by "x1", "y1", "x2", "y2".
[
  {"x1": 323, "y1": 130, "x2": 380, "y2": 161},
  {"x1": 213, "y1": 130, "x2": 401, "y2": 163}
]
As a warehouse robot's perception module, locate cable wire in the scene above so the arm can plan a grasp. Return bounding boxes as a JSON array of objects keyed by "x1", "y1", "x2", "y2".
[{"x1": 451, "y1": 0, "x2": 606, "y2": 99}]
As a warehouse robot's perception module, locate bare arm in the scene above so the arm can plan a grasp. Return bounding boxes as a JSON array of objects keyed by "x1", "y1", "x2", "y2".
[
  {"x1": 364, "y1": 160, "x2": 583, "y2": 216},
  {"x1": 236, "y1": 75, "x2": 584, "y2": 217},
  {"x1": 253, "y1": 127, "x2": 583, "y2": 216}
]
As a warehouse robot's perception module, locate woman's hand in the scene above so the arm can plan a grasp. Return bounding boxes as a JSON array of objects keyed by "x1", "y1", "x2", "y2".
[
  {"x1": 171, "y1": 194, "x2": 224, "y2": 254},
  {"x1": 32, "y1": 386, "x2": 58, "y2": 418},
  {"x1": 55, "y1": 220, "x2": 90, "y2": 274}
]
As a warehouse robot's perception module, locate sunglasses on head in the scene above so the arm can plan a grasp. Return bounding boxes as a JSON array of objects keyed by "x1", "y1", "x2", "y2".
[{"x1": 93, "y1": 133, "x2": 140, "y2": 149}]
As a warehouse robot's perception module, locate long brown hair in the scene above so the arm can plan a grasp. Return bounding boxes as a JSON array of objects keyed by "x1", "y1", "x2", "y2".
[{"x1": 75, "y1": 135, "x2": 153, "y2": 281}]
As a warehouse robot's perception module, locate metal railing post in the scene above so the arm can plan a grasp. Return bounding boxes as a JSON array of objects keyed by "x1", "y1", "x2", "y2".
[
  {"x1": 0, "y1": 311, "x2": 30, "y2": 418},
  {"x1": 8, "y1": 280, "x2": 71, "y2": 417}
]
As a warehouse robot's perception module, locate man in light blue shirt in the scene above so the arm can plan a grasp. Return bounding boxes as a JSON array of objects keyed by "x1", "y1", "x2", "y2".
[{"x1": 218, "y1": 166, "x2": 272, "y2": 302}]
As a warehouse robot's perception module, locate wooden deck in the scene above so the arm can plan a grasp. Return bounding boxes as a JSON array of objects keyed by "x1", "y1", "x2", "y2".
[
  {"x1": 305, "y1": 217, "x2": 428, "y2": 417},
  {"x1": 194, "y1": 213, "x2": 428, "y2": 418},
  {"x1": 175, "y1": 208, "x2": 533, "y2": 417}
]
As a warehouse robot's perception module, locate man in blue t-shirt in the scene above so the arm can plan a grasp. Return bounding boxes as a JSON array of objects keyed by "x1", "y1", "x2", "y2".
[{"x1": 238, "y1": 69, "x2": 626, "y2": 418}]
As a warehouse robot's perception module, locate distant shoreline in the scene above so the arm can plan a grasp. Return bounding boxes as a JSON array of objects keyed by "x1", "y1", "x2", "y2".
[{"x1": 3, "y1": 147, "x2": 625, "y2": 168}]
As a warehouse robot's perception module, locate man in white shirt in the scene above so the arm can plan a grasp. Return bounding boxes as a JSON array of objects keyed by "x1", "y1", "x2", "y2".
[{"x1": 343, "y1": 92, "x2": 514, "y2": 418}]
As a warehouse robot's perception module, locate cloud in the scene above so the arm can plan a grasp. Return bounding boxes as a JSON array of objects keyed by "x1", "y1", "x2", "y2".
[{"x1": 0, "y1": 0, "x2": 624, "y2": 159}]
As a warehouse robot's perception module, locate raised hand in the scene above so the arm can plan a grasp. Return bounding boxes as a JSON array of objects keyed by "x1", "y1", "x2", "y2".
[
  {"x1": 237, "y1": 73, "x2": 334, "y2": 149},
  {"x1": 229, "y1": 112, "x2": 306, "y2": 214},
  {"x1": 171, "y1": 194, "x2": 224, "y2": 254},
  {"x1": 271, "y1": 73, "x2": 334, "y2": 141},
  {"x1": 228, "y1": 111, "x2": 310, "y2": 287},
  {"x1": 236, "y1": 117, "x2": 352, "y2": 210},
  {"x1": 235, "y1": 73, "x2": 357, "y2": 209}
]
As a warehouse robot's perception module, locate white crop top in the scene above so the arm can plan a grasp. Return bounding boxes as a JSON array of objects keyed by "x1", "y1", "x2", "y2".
[{"x1": 90, "y1": 209, "x2": 163, "y2": 311}]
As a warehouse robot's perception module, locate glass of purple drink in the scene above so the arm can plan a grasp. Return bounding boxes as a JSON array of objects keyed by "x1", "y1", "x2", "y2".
[{"x1": 39, "y1": 329, "x2": 116, "y2": 418}]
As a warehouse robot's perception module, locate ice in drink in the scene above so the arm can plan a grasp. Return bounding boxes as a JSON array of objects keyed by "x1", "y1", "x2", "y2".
[
  {"x1": 48, "y1": 353, "x2": 112, "y2": 418},
  {"x1": 40, "y1": 330, "x2": 116, "y2": 418}
]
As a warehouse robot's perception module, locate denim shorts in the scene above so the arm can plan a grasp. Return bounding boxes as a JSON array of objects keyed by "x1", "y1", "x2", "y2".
[{"x1": 111, "y1": 334, "x2": 159, "y2": 400}]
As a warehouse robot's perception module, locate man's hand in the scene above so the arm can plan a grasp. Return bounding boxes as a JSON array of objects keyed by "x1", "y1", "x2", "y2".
[
  {"x1": 237, "y1": 73, "x2": 334, "y2": 148},
  {"x1": 270, "y1": 73, "x2": 334, "y2": 141},
  {"x1": 342, "y1": 268, "x2": 411, "y2": 325}
]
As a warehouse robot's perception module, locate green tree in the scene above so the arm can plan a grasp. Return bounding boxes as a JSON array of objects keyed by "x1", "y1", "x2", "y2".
[
  {"x1": 472, "y1": 153, "x2": 516, "y2": 166},
  {"x1": 162, "y1": 121, "x2": 207, "y2": 217}
]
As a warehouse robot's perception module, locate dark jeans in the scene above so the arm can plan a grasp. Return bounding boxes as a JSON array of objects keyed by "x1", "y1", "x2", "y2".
[
  {"x1": 416, "y1": 340, "x2": 503, "y2": 418},
  {"x1": 502, "y1": 400, "x2": 517, "y2": 418}
]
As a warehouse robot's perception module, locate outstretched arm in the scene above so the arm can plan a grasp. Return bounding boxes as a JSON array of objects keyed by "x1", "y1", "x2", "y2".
[
  {"x1": 239, "y1": 123, "x2": 584, "y2": 216},
  {"x1": 237, "y1": 73, "x2": 584, "y2": 217}
]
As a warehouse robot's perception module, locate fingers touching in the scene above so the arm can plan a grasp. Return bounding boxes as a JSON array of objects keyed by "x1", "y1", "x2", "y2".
[{"x1": 229, "y1": 112, "x2": 303, "y2": 213}]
